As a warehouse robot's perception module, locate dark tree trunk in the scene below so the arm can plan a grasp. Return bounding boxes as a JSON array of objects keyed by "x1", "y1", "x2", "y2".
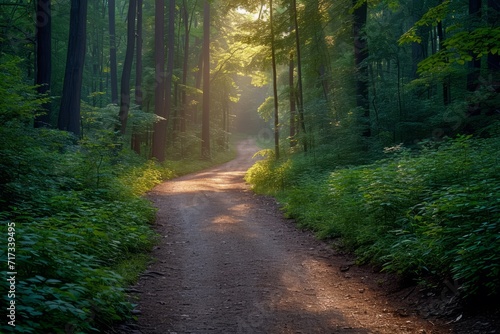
[
  {"x1": 153, "y1": 0, "x2": 167, "y2": 161},
  {"x1": 201, "y1": 0, "x2": 211, "y2": 160},
  {"x1": 467, "y1": 0, "x2": 482, "y2": 92},
  {"x1": 132, "y1": 0, "x2": 143, "y2": 154},
  {"x1": 411, "y1": 0, "x2": 426, "y2": 79},
  {"x1": 118, "y1": 0, "x2": 137, "y2": 134},
  {"x1": 270, "y1": 0, "x2": 279, "y2": 159},
  {"x1": 165, "y1": 0, "x2": 175, "y2": 128},
  {"x1": 35, "y1": 0, "x2": 51, "y2": 128},
  {"x1": 436, "y1": 4, "x2": 451, "y2": 106},
  {"x1": 487, "y1": 0, "x2": 500, "y2": 72},
  {"x1": 108, "y1": 0, "x2": 118, "y2": 104},
  {"x1": 292, "y1": 0, "x2": 307, "y2": 151},
  {"x1": 58, "y1": 0, "x2": 88, "y2": 136},
  {"x1": 181, "y1": 0, "x2": 191, "y2": 134},
  {"x1": 289, "y1": 51, "x2": 296, "y2": 147},
  {"x1": 352, "y1": 0, "x2": 370, "y2": 136}
]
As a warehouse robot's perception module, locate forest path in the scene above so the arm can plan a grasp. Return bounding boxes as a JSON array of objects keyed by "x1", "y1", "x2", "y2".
[{"x1": 125, "y1": 138, "x2": 450, "y2": 334}]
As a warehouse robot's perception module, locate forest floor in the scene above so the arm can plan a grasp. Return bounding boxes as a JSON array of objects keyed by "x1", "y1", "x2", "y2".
[{"x1": 115, "y1": 138, "x2": 499, "y2": 334}]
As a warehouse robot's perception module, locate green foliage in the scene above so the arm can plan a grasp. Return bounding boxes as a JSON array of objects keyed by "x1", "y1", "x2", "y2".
[
  {"x1": 418, "y1": 28, "x2": 500, "y2": 74},
  {"x1": 0, "y1": 56, "x2": 166, "y2": 333},
  {"x1": 246, "y1": 135, "x2": 500, "y2": 300}
]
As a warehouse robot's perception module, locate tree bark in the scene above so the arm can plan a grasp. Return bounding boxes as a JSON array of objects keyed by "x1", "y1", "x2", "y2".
[
  {"x1": 292, "y1": 0, "x2": 307, "y2": 151},
  {"x1": 118, "y1": 0, "x2": 137, "y2": 134},
  {"x1": 352, "y1": 0, "x2": 370, "y2": 137},
  {"x1": 108, "y1": 0, "x2": 118, "y2": 104},
  {"x1": 58, "y1": 0, "x2": 88, "y2": 136},
  {"x1": 289, "y1": 51, "x2": 296, "y2": 147},
  {"x1": 165, "y1": 0, "x2": 175, "y2": 128},
  {"x1": 201, "y1": 0, "x2": 211, "y2": 160},
  {"x1": 467, "y1": 0, "x2": 482, "y2": 92},
  {"x1": 132, "y1": 0, "x2": 143, "y2": 154},
  {"x1": 487, "y1": 0, "x2": 500, "y2": 72},
  {"x1": 35, "y1": 0, "x2": 51, "y2": 128},
  {"x1": 153, "y1": 0, "x2": 167, "y2": 161},
  {"x1": 270, "y1": 0, "x2": 280, "y2": 159},
  {"x1": 437, "y1": 19, "x2": 451, "y2": 105}
]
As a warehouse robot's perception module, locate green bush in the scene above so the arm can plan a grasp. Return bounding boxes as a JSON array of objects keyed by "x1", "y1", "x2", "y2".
[{"x1": 246, "y1": 135, "x2": 500, "y2": 299}]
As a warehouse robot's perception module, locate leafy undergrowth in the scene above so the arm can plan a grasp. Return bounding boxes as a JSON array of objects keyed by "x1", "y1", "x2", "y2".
[
  {"x1": 0, "y1": 56, "x2": 236, "y2": 333},
  {"x1": 0, "y1": 133, "x2": 235, "y2": 333},
  {"x1": 246, "y1": 135, "x2": 500, "y2": 302}
]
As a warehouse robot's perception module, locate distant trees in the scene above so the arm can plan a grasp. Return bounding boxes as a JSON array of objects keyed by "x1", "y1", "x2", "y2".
[{"x1": 2, "y1": 0, "x2": 499, "y2": 160}]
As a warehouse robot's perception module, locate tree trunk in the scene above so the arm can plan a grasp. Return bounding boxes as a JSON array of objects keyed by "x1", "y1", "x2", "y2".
[
  {"x1": 35, "y1": 0, "x2": 51, "y2": 128},
  {"x1": 165, "y1": 0, "x2": 175, "y2": 128},
  {"x1": 152, "y1": 0, "x2": 167, "y2": 161},
  {"x1": 201, "y1": 0, "x2": 211, "y2": 160},
  {"x1": 118, "y1": 0, "x2": 137, "y2": 134},
  {"x1": 132, "y1": 0, "x2": 143, "y2": 154},
  {"x1": 487, "y1": 0, "x2": 500, "y2": 72},
  {"x1": 108, "y1": 0, "x2": 118, "y2": 104},
  {"x1": 292, "y1": 0, "x2": 307, "y2": 151},
  {"x1": 270, "y1": 0, "x2": 280, "y2": 159},
  {"x1": 181, "y1": 0, "x2": 191, "y2": 135},
  {"x1": 289, "y1": 51, "x2": 296, "y2": 147},
  {"x1": 352, "y1": 0, "x2": 370, "y2": 137},
  {"x1": 436, "y1": 4, "x2": 451, "y2": 106},
  {"x1": 58, "y1": 0, "x2": 88, "y2": 136},
  {"x1": 467, "y1": 0, "x2": 482, "y2": 92}
]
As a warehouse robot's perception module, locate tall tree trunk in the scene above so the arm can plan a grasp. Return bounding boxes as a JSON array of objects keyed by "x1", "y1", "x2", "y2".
[
  {"x1": 437, "y1": 5, "x2": 451, "y2": 106},
  {"x1": 118, "y1": 0, "x2": 137, "y2": 134},
  {"x1": 292, "y1": 0, "x2": 307, "y2": 151},
  {"x1": 467, "y1": 0, "x2": 482, "y2": 92},
  {"x1": 58, "y1": 0, "x2": 88, "y2": 136},
  {"x1": 201, "y1": 0, "x2": 211, "y2": 160},
  {"x1": 153, "y1": 0, "x2": 167, "y2": 161},
  {"x1": 289, "y1": 51, "x2": 296, "y2": 147},
  {"x1": 352, "y1": 0, "x2": 370, "y2": 137},
  {"x1": 270, "y1": 0, "x2": 280, "y2": 159},
  {"x1": 35, "y1": 0, "x2": 51, "y2": 128},
  {"x1": 487, "y1": 0, "x2": 500, "y2": 72},
  {"x1": 132, "y1": 0, "x2": 143, "y2": 154},
  {"x1": 108, "y1": 0, "x2": 118, "y2": 104},
  {"x1": 180, "y1": 0, "x2": 191, "y2": 135},
  {"x1": 165, "y1": 0, "x2": 175, "y2": 129}
]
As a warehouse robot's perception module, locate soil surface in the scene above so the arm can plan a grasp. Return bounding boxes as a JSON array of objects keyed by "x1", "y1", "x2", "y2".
[{"x1": 117, "y1": 138, "x2": 498, "y2": 334}]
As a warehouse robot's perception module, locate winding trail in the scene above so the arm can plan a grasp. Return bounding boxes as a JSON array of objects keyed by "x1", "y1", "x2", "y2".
[{"x1": 128, "y1": 138, "x2": 450, "y2": 334}]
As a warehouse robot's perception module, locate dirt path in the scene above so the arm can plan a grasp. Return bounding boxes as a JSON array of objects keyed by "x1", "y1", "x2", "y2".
[{"x1": 123, "y1": 138, "x2": 453, "y2": 334}]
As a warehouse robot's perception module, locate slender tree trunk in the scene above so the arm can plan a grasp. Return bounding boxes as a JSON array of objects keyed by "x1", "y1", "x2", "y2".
[
  {"x1": 35, "y1": 0, "x2": 51, "y2": 128},
  {"x1": 436, "y1": 6, "x2": 451, "y2": 106},
  {"x1": 289, "y1": 51, "x2": 296, "y2": 147},
  {"x1": 153, "y1": 0, "x2": 167, "y2": 161},
  {"x1": 292, "y1": 0, "x2": 307, "y2": 151},
  {"x1": 165, "y1": 0, "x2": 175, "y2": 126},
  {"x1": 352, "y1": 0, "x2": 370, "y2": 137},
  {"x1": 270, "y1": 0, "x2": 279, "y2": 159},
  {"x1": 58, "y1": 0, "x2": 88, "y2": 136},
  {"x1": 467, "y1": 0, "x2": 482, "y2": 92},
  {"x1": 487, "y1": 0, "x2": 500, "y2": 72},
  {"x1": 118, "y1": 0, "x2": 137, "y2": 134},
  {"x1": 181, "y1": 0, "x2": 191, "y2": 135},
  {"x1": 201, "y1": 0, "x2": 211, "y2": 160},
  {"x1": 108, "y1": 0, "x2": 118, "y2": 104},
  {"x1": 132, "y1": 0, "x2": 143, "y2": 154}
]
